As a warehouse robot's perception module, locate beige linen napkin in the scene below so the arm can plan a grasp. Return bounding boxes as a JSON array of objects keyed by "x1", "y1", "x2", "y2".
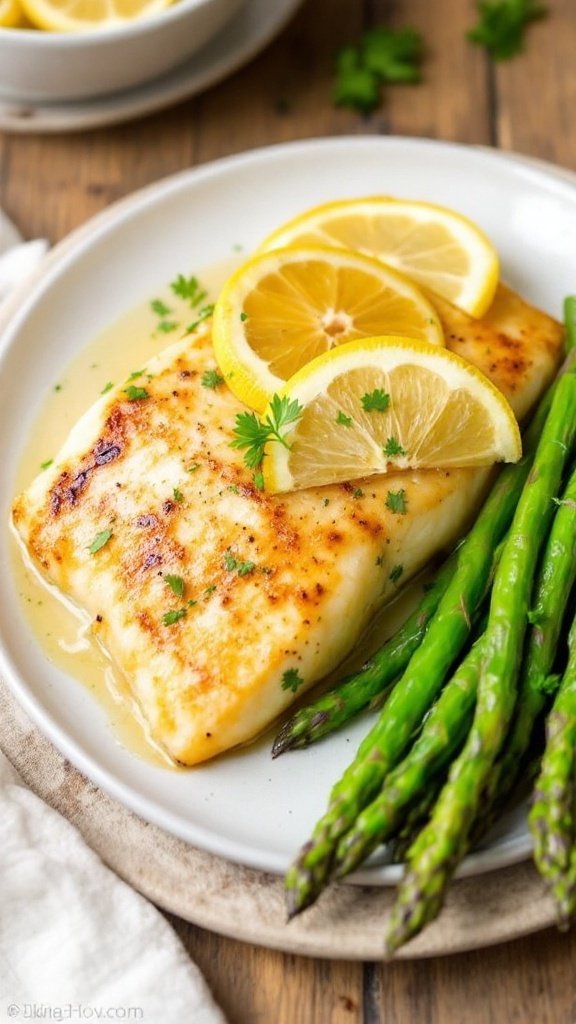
[{"x1": 0, "y1": 213, "x2": 226, "y2": 1024}]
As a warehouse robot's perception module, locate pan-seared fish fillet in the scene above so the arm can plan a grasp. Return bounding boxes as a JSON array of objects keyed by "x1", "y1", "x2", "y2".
[{"x1": 12, "y1": 285, "x2": 563, "y2": 765}]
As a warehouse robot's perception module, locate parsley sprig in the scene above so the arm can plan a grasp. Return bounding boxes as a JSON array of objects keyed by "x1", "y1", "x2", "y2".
[
  {"x1": 468, "y1": 0, "x2": 546, "y2": 60},
  {"x1": 334, "y1": 27, "x2": 424, "y2": 114},
  {"x1": 230, "y1": 394, "x2": 303, "y2": 471}
]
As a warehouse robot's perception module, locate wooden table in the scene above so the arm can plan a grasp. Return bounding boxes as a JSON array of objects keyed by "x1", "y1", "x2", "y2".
[{"x1": 2, "y1": 1, "x2": 576, "y2": 1020}]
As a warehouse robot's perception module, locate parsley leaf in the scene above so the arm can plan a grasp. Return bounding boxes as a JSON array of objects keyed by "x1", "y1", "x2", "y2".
[
  {"x1": 353, "y1": 488, "x2": 364, "y2": 499},
  {"x1": 186, "y1": 304, "x2": 215, "y2": 333},
  {"x1": 124, "y1": 385, "x2": 149, "y2": 401},
  {"x1": 336, "y1": 410, "x2": 353, "y2": 427},
  {"x1": 363, "y1": 26, "x2": 423, "y2": 83},
  {"x1": 223, "y1": 551, "x2": 238, "y2": 571},
  {"x1": 237, "y1": 561, "x2": 255, "y2": 577},
  {"x1": 170, "y1": 274, "x2": 207, "y2": 307},
  {"x1": 201, "y1": 368, "x2": 224, "y2": 390},
  {"x1": 467, "y1": 0, "x2": 546, "y2": 60},
  {"x1": 165, "y1": 574, "x2": 185, "y2": 598},
  {"x1": 281, "y1": 667, "x2": 305, "y2": 693},
  {"x1": 383, "y1": 436, "x2": 406, "y2": 457},
  {"x1": 230, "y1": 394, "x2": 303, "y2": 470},
  {"x1": 101, "y1": 381, "x2": 114, "y2": 395},
  {"x1": 334, "y1": 47, "x2": 381, "y2": 114},
  {"x1": 386, "y1": 489, "x2": 408, "y2": 514},
  {"x1": 151, "y1": 298, "x2": 172, "y2": 317},
  {"x1": 40, "y1": 459, "x2": 53, "y2": 471},
  {"x1": 173, "y1": 487, "x2": 184, "y2": 503},
  {"x1": 162, "y1": 608, "x2": 187, "y2": 626},
  {"x1": 334, "y1": 27, "x2": 423, "y2": 113},
  {"x1": 157, "y1": 320, "x2": 178, "y2": 334},
  {"x1": 224, "y1": 550, "x2": 256, "y2": 576},
  {"x1": 361, "y1": 388, "x2": 390, "y2": 412},
  {"x1": 240, "y1": 311, "x2": 249, "y2": 322},
  {"x1": 88, "y1": 528, "x2": 113, "y2": 555}
]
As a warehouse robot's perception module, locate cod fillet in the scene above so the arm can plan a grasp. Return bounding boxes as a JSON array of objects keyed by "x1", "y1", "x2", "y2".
[{"x1": 12, "y1": 285, "x2": 563, "y2": 765}]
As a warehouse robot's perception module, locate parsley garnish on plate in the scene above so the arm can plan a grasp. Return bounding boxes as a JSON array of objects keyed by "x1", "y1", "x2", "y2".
[
  {"x1": 170, "y1": 274, "x2": 207, "y2": 308},
  {"x1": 281, "y1": 668, "x2": 305, "y2": 693},
  {"x1": 151, "y1": 298, "x2": 172, "y2": 318},
  {"x1": 88, "y1": 528, "x2": 113, "y2": 555},
  {"x1": 162, "y1": 608, "x2": 187, "y2": 626},
  {"x1": 361, "y1": 388, "x2": 390, "y2": 413},
  {"x1": 124, "y1": 385, "x2": 149, "y2": 401},
  {"x1": 468, "y1": 0, "x2": 547, "y2": 60},
  {"x1": 384, "y1": 436, "x2": 406, "y2": 458},
  {"x1": 230, "y1": 394, "x2": 303, "y2": 470},
  {"x1": 336, "y1": 410, "x2": 353, "y2": 427},
  {"x1": 201, "y1": 368, "x2": 224, "y2": 390},
  {"x1": 386, "y1": 489, "x2": 408, "y2": 515},
  {"x1": 334, "y1": 27, "x2": 424, "y2": 114},
  {"x1": 187, "y1": 304, "x2": 215, "y2": 333},
  {"x1": 101, "y1": 381, "x2": 114, "y2": 395},
  {"x1": 165, "y1": 574, "x2": 185, "y2": 598}
]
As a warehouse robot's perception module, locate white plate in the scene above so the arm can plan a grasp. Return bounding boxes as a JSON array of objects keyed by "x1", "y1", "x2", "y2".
[
  {"x1": 1, "y1": 137, "x2": 576, "y2": 885},
  {"x1": 0, "y1": 0, "x2": 303, "y2": 134}
]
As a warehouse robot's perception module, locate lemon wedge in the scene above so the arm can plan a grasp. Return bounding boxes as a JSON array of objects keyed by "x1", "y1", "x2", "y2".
[
  {"x1": 20, "y1": 0, "x2": 173, "y2": 31},
  {"x1": 260, "y1": 198, "x2": 499, "y2": 319},
  {"x1": 213, "y1": 245, "x2": 444, "y2": 412},
  {"x1": 0, "y1": 0, "x2": 25, "y2": 25},
  {"x1": 261, "y1": 336, "x2": 521, "y2": 493}
]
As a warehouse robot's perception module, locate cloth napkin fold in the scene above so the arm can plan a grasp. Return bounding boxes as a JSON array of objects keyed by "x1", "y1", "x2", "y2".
[{"x1": 0, "y1": 214, "x2": 226, "y2": 1024}]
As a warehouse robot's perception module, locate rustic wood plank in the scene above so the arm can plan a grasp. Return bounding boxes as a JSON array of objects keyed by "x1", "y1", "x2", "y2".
[
  {"x1": 371, "y1": 0, "x2": 493, "y2": 146},
  {"x1": 371, "y1": 926, "x2": 576, "y2": 1024},
  {"x1": 170, "y1": 917, "x2": 364, "y2": 1024},
  {"x1": 494, "y1": 0, "x2": 576, "y2": 170}
]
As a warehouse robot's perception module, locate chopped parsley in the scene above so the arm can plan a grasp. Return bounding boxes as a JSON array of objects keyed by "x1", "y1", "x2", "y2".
[
  {"x1": 223, "y1": 550, "x2": 256, "y2": 576},
  {"x1": 389, "y1": 564, "x2": 404, "y2": 584},
  {"x1": 187, "y1": 304, "x2": 215, "y2": 333},
  {"x1": 170, "y1": 274, "x2": 207, "y2": 307},
  {"x1": 361, "y1": 388, "x2": 390, "y2": 412},
  {"x1": 151, "y1": 298, "x2": 172, "y2": 317},
  {"x1": 467, "y1": 0, "x2": 546, "y2": 60},
  {"x1": 204, "y1": 584, "x2": 217, "y2": 596},
  {"x1": 334, "y1": 27, "x2": 423, "y2": 113},
  {"x1": 40, "y1": 459, "x2": 53, "y2": 471},
  {"x1": 383, "y1": 436, "x2": 406, "y2": 458},
  {"x1": 88, "y1": 528, "x2": 113, "y2": 555},
  {"x1": 162, "y1": 608, "x2": 187, "y2": 626},
  {"x1": 230, "y1": 394, "x2": 303, "y2": 470},
  {"x1": 281, "y1": 667, "x2": 305, "y2": 693},
  {"x1": 124, "y1": 385, "x2": 150, "y2": 401},
  {"x1": 101, "y1": 381, "x2": 114, "y2": 395},
  {"x1": 336, "y1": 410, "x2": 353, "y2": 427},
  {"x1": 53, "y1": 383, "x2": 63, "y2": 393},
  {"x1": 173, "y1": 487, "x2": 184, "y2": 503},
  {"x1": 353, "y1": 488, "x2": 364, "y2": 499},
  {"x1": 386, "y1": 489, "x2": 408, "y2": 515},
  {"x1": 165, "y1": 574, "x2": 185, "y2": 598},
  {"x1": 187, "y1": 463, "x2": 200, "y2": 473},
  {"x1": 201, "y1": 368, "x2": 224, "y2": 390},
  {"x1": 240, "y1": 311, "x2": 249, "y2": 322},
  {"x1": 157, "y1": 320, "x2": 178, "y2": 334},
  {"x1": 127, "y1": 369, "x2": 144, "y2": 381}
]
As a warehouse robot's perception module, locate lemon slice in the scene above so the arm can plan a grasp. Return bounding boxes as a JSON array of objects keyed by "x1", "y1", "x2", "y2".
[
  {"x1": 0, "y1": 0, "x2": 25, "y2": 25},
  {"x1": 262, "y1": 336, "x2": 521, "y2": 493},
  {"x1": 20, "y1": 0, "x2": 173, "y2": 31},
  {"x1": 213, "y1": 245, "x2": 444, "y2": 412},
  {"x1": 260, "y1": 198, "x2": 499, "y2": 319}
]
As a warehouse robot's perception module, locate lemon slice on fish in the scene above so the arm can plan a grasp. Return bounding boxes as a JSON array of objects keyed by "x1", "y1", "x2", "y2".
[
  {"x1": 213, "y1": 245, "x2": 444, "y2": 413},
  {"x1": 260, "y1": 198, "x2": 499, "y2": 319},
  {"x1": 261, "y1": 336, "x2": 521, "y2": 493}
]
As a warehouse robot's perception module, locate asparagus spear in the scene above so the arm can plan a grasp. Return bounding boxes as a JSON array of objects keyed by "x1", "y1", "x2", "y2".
[
  {"x1": 470, "y1": 461, "x2": 576, "y2": 844},
  {"x1": 285, "y1": 428, "x2": 541, "y2": 917},
  {"x1": 529, "y1": 611, "x2": 576, "y2": 928},
  {"x1": 565, "y1": 296, "x2": 576, "y2": 352},
  {"x1": 334, "y1": 632, "x2": 484, "y2": 878},
  {"x1": 386, "y1": 370, "x2": 576, "y2": 954},
  {"x1": 272, "y1": 555, "x2": 456, "y2": 757},
  {"x1": 389, "y1": 781, "x2": 444, "y2": 864}
]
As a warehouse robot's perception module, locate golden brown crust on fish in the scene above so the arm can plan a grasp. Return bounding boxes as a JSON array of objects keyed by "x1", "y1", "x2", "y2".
[{"x1": 12, "y1": 287, "x2": 564, "y2": 764}]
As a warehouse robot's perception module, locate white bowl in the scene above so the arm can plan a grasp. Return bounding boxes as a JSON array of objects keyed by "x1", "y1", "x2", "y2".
[{"x1": 0, "y1": 0, "x2": 245, "y2": 103}]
